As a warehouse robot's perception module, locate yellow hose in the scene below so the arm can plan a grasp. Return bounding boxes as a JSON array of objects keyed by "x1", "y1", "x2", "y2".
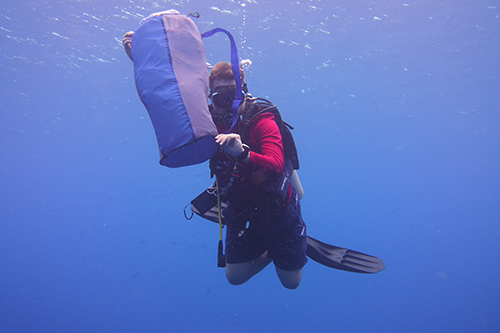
[{"x1": 216, "y1": 177, "x2": 223, "y2": 240}]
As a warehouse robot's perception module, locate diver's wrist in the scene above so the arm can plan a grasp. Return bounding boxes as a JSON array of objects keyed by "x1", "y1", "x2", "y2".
[{"x1": 236, "y1": 144, "x2": 250, "y2": 162}]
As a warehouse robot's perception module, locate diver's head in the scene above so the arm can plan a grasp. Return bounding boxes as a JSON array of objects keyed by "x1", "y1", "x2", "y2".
[
  {"x1": 209, "y1": 61, "x2": 246, "y2": 92},
  {"x1": 209, "y1": 61, "x2": 247, "y2": 118}
]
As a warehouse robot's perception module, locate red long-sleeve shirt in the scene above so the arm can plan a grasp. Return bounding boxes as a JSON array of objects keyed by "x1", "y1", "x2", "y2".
[{"x1": 244, "y1": 113, "x2": 284, "y2": 175}]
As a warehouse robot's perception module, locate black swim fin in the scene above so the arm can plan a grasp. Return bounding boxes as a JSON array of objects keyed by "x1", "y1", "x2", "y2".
[{"x1": 306, "y1": 235, "x2": 385, "y2": 274}]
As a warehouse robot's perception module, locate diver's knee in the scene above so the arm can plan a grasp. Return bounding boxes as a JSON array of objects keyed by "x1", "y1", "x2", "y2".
[
  {"x1": 279, "y1": 272, "x2": 301, "y2": 289},
  {"x1": 227, "y1": 278, "x2": 246, "y2": 286},
  {"x1": 225, "y1": 263, "x2": 250, "y2": 285},
  {"x1": 281, "y1": 279, "x2": 300, "y2": 289},
  {"x1": 226, "y1": 272, "x2": 246, "y2": 286},
  {"x1": 276, "y1": 267, "x2": 302, "y2": 289}
]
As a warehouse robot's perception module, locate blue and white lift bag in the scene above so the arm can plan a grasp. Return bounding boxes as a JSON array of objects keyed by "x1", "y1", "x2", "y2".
[{"x1": 131, "y1": 11, "x2": 218, "y2": 168}]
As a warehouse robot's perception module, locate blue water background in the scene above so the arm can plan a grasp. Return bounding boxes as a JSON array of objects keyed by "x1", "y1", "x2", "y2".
[{"x1": 1, "y1": 0, "x2": 499, "y2": 331}]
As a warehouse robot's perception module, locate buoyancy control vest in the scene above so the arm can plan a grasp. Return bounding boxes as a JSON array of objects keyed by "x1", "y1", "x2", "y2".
[{"x1": 209, "y1": 97, "x2": 299, "y2": 213}]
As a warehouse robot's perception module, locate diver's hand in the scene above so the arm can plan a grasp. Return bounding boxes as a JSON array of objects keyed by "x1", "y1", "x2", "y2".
[
  {"x1": 215, "y1": 134, "x2": 245, "y2": 157},
  {"x1": 123, "y1": 31, "x2": 134, "y2": 61}
]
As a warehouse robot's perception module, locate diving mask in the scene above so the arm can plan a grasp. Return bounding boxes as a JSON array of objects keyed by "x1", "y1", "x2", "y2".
[{"x1": 211, "y1": 85, "x2": 245, "y2": 109}]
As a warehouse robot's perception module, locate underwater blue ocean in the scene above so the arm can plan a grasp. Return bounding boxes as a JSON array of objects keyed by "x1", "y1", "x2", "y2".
[{"x1": 1, "y1": 0, "x2": 499, "y2": 332}]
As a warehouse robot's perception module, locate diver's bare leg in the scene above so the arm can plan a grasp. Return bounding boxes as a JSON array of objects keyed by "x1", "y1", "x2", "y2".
[
  {"x1": 275, "y1": 267, "x2": 303, "y2": 290},
  {"x1": 225, "y1": 251, "x2": 272, "y2": 285}
]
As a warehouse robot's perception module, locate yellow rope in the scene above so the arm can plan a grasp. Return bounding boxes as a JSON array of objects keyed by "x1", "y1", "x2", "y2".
[{"x1": 216, "y1": 177, "x2": 223, "y2": 241}]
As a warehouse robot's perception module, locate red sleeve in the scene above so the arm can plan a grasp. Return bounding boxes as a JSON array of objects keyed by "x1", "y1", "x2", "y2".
[{"x1": 246, "y1": 113, "x2": 284, "y2": 174}]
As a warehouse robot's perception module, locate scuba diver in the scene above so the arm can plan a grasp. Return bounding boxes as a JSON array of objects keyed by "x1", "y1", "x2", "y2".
[
  {"x1": 122, "y1": 15, "x2": 384, "y2": 290},
  {"x1": 124, "y1": 32, "x2": 306, "y2": 288},
  {"x1": 208, "y1": 61, "x2": 307, "y2": 289}
]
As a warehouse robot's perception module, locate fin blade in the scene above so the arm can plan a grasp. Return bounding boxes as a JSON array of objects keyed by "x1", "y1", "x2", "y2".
[{"x1": 306, "y1": 236, "x2": 385, "y2": 274}]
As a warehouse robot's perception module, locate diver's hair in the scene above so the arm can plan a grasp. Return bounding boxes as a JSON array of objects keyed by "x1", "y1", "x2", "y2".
[{"x1": 209, "y1": 61, "x2": 245, "y2": 90}]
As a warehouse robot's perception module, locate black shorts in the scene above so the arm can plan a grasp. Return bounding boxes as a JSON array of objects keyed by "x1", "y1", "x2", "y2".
[{"x1": 224, "y1": 191, "x2": 308, "y2": 271}]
